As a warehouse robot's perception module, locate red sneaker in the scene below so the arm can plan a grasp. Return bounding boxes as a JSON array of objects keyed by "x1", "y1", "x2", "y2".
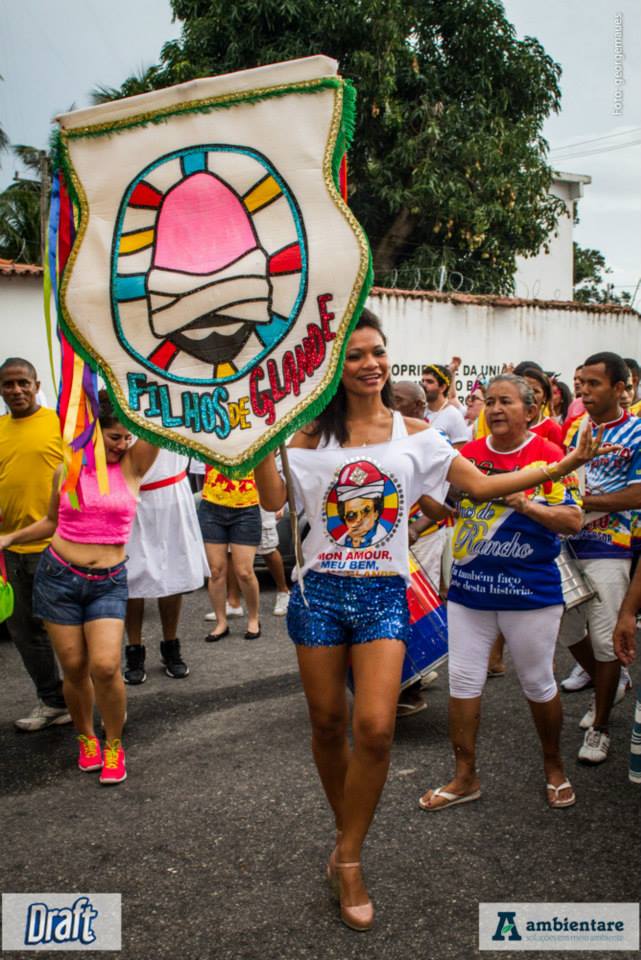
[
  {"x1": 77, "y1": 735, "x2": 103, "y2": 772},
  {"x1": 99, "y1": 739, "x2": 127, "y2": 785}
]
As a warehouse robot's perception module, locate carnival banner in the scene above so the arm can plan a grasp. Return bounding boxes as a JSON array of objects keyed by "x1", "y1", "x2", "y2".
[{"x1": 52, "y1": 56, "x2": 371, "y2": 474}]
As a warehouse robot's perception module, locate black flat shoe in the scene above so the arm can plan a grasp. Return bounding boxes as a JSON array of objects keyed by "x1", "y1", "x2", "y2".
[
  {"x1": 244, "y1": 624, "x2": 261, "y2": 640},
  {"x1": 205, "y1": 627, "x2": 229, "y2": 642}
]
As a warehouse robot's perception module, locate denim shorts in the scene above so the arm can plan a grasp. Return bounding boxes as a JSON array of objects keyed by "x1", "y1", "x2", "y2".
[
  {"x1": 32, "y1": 548, "x2": 129, "y2": 625},
  {"x1": 198, "y1": 500, "x2": 262, "y2": 546},
  {"x1": 287, "y1": 570, "x2": 409, "y2": 647}
]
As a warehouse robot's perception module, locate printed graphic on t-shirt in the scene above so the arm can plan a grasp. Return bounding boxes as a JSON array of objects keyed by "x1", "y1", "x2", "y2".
[
  {"x1": 448, "y1": 435, "x2": 581, "y2": 610},
  {"x1": 202, "y1": 468, "x2": 258, "y2": 507},
  {"x1": 567, "y1": 412, "x2": 641, "y2": 559},
  {"x1": 323, "y1": 459, "x2": 402, "y2": 549}
]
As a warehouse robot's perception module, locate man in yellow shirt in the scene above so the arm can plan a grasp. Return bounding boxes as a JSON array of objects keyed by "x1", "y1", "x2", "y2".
[{"x1": 0, "y1": 358, "x2": 70, "y2": 730}]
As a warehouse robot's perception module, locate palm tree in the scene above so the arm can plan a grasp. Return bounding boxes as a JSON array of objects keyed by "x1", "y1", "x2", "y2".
[
  {"x1": 91, "y1": 65, "x2": 163, "y2": 104},
  {"x1": 0, "y1": 145, "x2": 50, "y2": 263},
  {"x1": 0, "y1": 177, "x2": 40, "y2": 262}
]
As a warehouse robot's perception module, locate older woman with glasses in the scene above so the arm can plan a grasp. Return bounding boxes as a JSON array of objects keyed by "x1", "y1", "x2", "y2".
[{"x1": 419, "y1": 374, "x2": 584, "y2": 812}]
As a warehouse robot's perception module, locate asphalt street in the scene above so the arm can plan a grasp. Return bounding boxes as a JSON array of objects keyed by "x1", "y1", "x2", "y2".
[{"x1": 1, "y1": 578, "x2": 640, "y2": 960}]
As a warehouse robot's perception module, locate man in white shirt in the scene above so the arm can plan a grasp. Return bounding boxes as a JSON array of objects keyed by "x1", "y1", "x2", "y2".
[{"x1": 421, "y1": 364, "x2": 468, "y2": 449}]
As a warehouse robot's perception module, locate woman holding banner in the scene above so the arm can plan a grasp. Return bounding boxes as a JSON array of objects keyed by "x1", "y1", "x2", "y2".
[{"x1": 255, "y1": 310, "x2": 605, "y2": 932}]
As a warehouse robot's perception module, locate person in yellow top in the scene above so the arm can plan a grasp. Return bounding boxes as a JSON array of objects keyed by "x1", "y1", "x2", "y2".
[
  {"x1": 198, "y1": 468, "x2": 262, "y2": 640},
  {"x1": 0, "y1": 358, "x2": 69, "y2": 731}
]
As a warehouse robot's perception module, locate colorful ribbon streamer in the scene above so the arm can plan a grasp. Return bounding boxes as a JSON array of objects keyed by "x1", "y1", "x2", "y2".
[{"x1": 45, "y1": 164, "x2": 109, "y2": 505}]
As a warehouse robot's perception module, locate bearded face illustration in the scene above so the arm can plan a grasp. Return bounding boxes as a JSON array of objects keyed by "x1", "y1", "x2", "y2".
[{"x1": 110, "y1": 145, "x2": 306, "y2": 382}]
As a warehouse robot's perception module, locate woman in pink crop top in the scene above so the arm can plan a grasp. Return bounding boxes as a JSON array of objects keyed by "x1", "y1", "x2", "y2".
[{"x1": 0, "y1": 393, "x2": 158, "y2": 785}]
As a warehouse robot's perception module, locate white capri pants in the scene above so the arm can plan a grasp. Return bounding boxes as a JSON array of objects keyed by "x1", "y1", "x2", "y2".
[{"x1": 447, "y1": 601, "x2": 565, "y2": 703}]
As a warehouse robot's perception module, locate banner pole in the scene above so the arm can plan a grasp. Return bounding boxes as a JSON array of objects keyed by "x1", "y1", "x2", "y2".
[{"x1": 279, "y1": 442, "x2": 308, "y2": 605}]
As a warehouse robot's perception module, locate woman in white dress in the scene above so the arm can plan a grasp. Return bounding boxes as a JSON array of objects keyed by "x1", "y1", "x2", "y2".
[{"x1": 124, "y1": 448, "x2": 209, "y2": 684}]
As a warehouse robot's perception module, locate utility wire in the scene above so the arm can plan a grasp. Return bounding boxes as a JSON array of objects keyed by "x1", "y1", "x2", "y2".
[
  {"x1": 550, "y1": 128, "x2": 641, "y2": 154},
  {"x1": 551, "y1": 139, "x2": 641, "y2": 162}
]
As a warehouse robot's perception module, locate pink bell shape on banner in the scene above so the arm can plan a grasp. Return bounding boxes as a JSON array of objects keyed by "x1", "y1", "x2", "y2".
[{"x1": 153, "y1": 172, "x2": 257, "y2": 275}]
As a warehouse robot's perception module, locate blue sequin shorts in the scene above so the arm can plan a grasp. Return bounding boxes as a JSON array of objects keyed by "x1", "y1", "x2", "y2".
[{"x1": 287, "y1": 570, "x2": 409, "y2": 647}]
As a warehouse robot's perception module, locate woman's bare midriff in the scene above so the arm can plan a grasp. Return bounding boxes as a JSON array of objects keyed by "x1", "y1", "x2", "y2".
[{"x1": 50, "y1": 534, "x2": 126, "y2": 568}]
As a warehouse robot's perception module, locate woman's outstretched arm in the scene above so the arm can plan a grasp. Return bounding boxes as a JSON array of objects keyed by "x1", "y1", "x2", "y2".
[{"x1": 447, "y1": 425, "x2": 606, "y2": 502}]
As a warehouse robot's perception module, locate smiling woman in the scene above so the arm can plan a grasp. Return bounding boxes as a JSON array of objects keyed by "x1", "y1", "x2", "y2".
[
  {"x1": 420, "y1": 373, "x2": 583, "y2": 813},
  {"x1": 0, "y1": 392, "x2": 158, "y2": 786},
  {"x1": 253, "y1": 318, "x2": 605, "y2": 932}
]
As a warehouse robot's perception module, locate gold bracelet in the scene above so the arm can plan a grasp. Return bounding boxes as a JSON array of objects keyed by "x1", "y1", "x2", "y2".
[{"x1": 541, "y1": 464, "x2": 558, "y2": 482}]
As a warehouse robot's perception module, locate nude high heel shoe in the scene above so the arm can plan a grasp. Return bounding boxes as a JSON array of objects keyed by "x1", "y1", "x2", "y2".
[
  {"x1": 326, "y1": 830, "x2": 341, "y2": 898},
  {"x1": 336, "y1": 861, "x2": 374, "y2": 932},
  {"x1": 326, "y1": 847, "x2": 339, "y2": 898}
]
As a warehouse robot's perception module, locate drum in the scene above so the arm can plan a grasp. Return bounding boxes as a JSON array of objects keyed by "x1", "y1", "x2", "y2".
[
  {"x1": 347, "y1": 553, "x2": 448, "y2": 692},
  {"x1": 556, "y1": 541, "x2": 597, "y2": 609},
  {"x1": 401, "y1": 553, "x2": 448, "y2": 690}
]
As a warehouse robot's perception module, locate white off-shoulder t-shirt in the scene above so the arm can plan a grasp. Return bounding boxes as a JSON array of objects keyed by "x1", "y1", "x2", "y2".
[{"x1": 285, "y1": 412, "x2": 458, "y2": 583}]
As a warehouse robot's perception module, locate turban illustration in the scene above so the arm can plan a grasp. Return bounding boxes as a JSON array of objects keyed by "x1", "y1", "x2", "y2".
[{"x1": 336, "y1": 461, "x2": 385, "y2": 502}]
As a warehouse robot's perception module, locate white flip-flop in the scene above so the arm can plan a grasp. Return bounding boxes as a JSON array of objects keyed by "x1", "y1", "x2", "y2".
[
  {"x1": 418, "y1": 786, "x2": 481, "y2": 811},
  {"x1": 546, "y1": 780, "x2": 576, "y2": 809}
]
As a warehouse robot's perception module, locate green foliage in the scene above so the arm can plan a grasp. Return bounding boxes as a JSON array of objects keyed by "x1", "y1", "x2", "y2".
[
  {"x1": 0, "y1": 177, "x2": 41, "y2": 263},
  {"x1": 573, "y1": 243, "x2": 606, "y2": 287},
  {"x1": 573, "y1": 242, "x2": 631, "y2": 305},
  {"x1": 0, "y1": 146, "x2": 51, "y2": 264},
  {"x1": 11, "y1": 144, "x2": 46, "y2": 176},
  {"x1": 96, "y1": 0, "x2": 564, "y2": 294},
  {"x1": 91, "y1": 66, "x2": 166, "y2": 104}
]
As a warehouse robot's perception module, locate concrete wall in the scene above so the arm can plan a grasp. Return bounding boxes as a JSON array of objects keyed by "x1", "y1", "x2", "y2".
[
  {"x1": 3, "y1": 276, "x2": 639, "y2": 410},
  {"x1": 513, "y1": 179, "x2": 576, "y2": 301},
  {"x1": 369, "y1": 288, "x2": 641, "y2": 402},
  {"x1": 1, "y1": 276, "x2": 60, "y2": 405}
]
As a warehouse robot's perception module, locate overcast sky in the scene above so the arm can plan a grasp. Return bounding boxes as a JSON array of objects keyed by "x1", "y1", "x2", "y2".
[
  {"x1": 505, "y1": 0, "x2": 641, "y2": 301},
  {"x1": 1, "y1": 0, "x2": 639, "y2": 301}
]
